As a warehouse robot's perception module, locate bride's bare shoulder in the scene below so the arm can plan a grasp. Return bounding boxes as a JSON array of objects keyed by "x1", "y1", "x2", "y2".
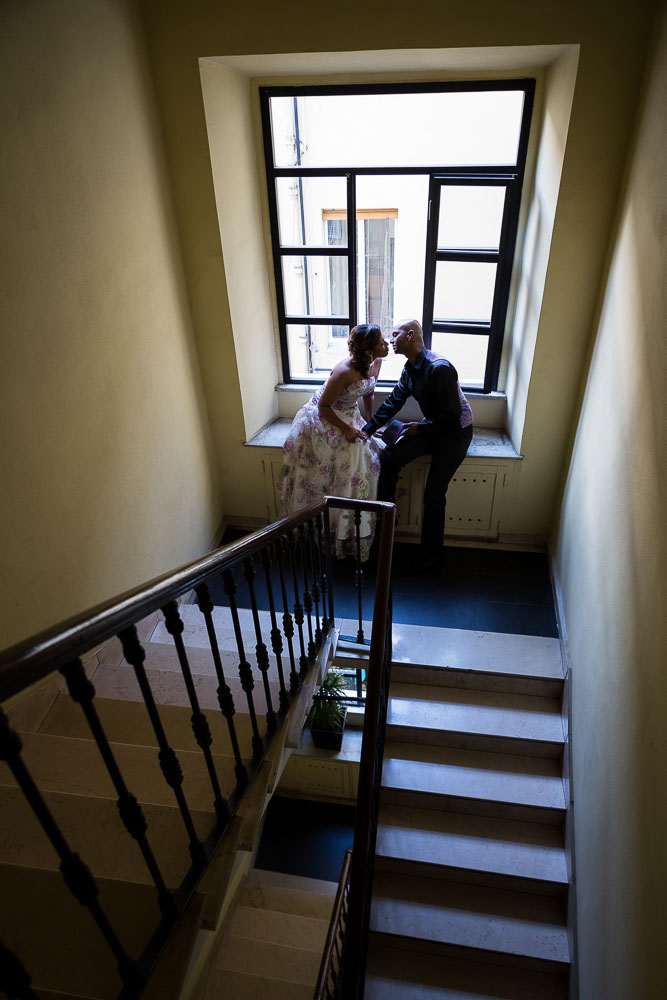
[{"x1": 329, "y1": 357, "x2": 357, "y2": 382}]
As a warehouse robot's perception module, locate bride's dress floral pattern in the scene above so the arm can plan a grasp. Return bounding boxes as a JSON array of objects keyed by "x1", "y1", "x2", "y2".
[{"x1": 278, "y1": 377, "x2": 382, "y2": 560}]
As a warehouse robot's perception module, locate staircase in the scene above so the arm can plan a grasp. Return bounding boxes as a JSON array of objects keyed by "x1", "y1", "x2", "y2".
[
  {"x1": 0, "y1": 603, "x2": 334, "y2": 1000},
  {"x1": 1, "y1": 601, "x2": 573, "y2": 999},
  {"x1": 365, "y1": 623, "x2": 571, "y2": 998},
  {"x1": 202, "y1": 869, "x2": 337, "y2": 999}
]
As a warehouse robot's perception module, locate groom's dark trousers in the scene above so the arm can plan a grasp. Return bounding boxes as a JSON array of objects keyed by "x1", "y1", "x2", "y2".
[{"x1": 378, "y1": 423, "x2": 473, "y2": 552}]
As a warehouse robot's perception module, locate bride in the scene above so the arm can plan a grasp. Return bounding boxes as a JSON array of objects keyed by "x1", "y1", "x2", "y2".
[{"x1": 278, "y1": 324, "x2": 389, "y2": 560}]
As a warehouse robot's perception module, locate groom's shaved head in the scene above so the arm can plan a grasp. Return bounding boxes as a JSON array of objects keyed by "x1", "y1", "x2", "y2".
[{"x1": 395, "y1": 319, "x2": 424, "y2": 345}]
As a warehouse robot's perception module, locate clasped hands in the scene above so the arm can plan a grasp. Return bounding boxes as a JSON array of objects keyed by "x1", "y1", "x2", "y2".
[{"x1": 345, "y1": 421, "x2": 421, "y2": 443}]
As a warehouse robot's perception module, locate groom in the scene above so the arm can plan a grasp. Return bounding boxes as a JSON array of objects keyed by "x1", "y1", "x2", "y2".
[{"x1": 362, "y1": 319, "x2": 473, "y2": 571}]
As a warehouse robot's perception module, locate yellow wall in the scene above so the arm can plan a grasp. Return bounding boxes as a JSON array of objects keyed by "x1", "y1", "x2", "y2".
[
  {"x1": 140, "y1": 0, "x2": 654, "y2": 537},
  {"x1": 0, "y1": 0, "x2": 222, "y2": 649},
  {"x1": 555, "y1": 5, "x2": 667, "y2": 995}
]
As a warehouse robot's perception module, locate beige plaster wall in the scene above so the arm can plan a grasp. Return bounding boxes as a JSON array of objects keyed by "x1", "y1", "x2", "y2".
[
  {"x1": 140, "y1": 0, "x2": 654, "y2": 538},
  {"x1": 0, "y1": 0, "x2": 221, "y2": 650},
  {"x1": 555, "y1": 6, "x2": 667, "y2": 995},
  {"x1": 199, "y1": 59, "x2": 280, "y2": 438}
]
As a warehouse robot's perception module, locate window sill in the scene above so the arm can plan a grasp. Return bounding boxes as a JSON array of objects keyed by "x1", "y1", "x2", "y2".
[{"x1": 245, "y1": 419, "x2": 521, "y2": 460}]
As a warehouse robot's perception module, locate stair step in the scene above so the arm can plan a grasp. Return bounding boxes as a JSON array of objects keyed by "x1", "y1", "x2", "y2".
[
  {"x1": 365, "y1": 943, "x2": 568, "y2": 999},
  {"x1": 90, "y1": 658, "x2": 283, "y2": 717},
  {"x1": 390, "y1": 623, "x2": 563, "y2": 681},
  {"x1": 376, "y1": 802, "x2": 568, "y2": 891},
  {"x1": 381, "y1": 742, "x2": 566, "y2": 823},
  {"x1": 1, "y1": 731, "x2": 240, "y2": 810},
  {"x1": 387, "y1": 682, "x2": 564, "y2": 757},
  {"x1": 390, "y1": 662, "x2": 563, "y2": 698},
  {"x1": 0, "y1": 784, "x2": 214, "y2": 887},
  {"x1": 0, "y1": 862, "x2": 200, "y2": 999},
  {"x1": 213, "y1": 935, "x2": 322, "y2": 987},
  {"x1": 229, "y1": 905, "x2": 330, "y2": 952},
  {"x1": 203, "y1": 968, "x2": 313, "y2": 1000},
  {"x1": 41, "y1": 694, "x2": 256, "y2": 757},
  {"x1": 244, "y1": 868, "x2": 338, "y2": 919},
  {"x1": 370, "y1": 871, "x2": 569, "y2": 971}
]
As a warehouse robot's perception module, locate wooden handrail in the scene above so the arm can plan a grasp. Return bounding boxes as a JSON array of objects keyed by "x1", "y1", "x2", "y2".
[
  {"x1": 0, "y1": 498, "x2": 394, "y2": 702},
  {"x1": 342, "y1": 502, "x2": 395, "y2": 996},
  {"x1": 313, "y1": 849, "x2": 352, "y2": 999}
]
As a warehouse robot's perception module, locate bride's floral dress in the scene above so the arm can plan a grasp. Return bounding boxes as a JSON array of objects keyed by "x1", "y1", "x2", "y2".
[{"x1": 277, "y1": 376, "x2": 383, "y2": 560}]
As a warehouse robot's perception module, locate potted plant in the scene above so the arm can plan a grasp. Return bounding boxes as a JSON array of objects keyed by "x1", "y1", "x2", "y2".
[{"x1": 308, "y1": 669, "x2": 348, "y2": 751}]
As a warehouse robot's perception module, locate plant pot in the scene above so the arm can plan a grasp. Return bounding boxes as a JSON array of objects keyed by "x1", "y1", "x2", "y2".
[{"x1": 310, "y1": 709, "x2": 347, "y2": 751}]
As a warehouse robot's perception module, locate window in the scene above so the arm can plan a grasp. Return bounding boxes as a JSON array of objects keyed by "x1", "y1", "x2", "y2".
[{"x1": 260, "y1": 81, "x2": 534, "y2": 391}]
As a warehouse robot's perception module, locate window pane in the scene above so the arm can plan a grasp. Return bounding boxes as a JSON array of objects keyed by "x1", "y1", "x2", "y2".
[
  {"x1": 438, "y1": 185, "x2": 507, "y2": 251},
  {"x1": 431, "y1": 331, "x2": 489, "y2": 388},
  {"x1": 356, "y1": 175, "x2": 428, "y2": 338},
  {"x1": 270, "y1": 91, "x2": 525, "y2": 168},
  {"x1": 281, "y1": 255, "x2": 348, "y2": 317},
  {"x1": 433, "y1": 261, "x2": 496, "y2": 324},
  {"x1": 276, "y1": 176, "x2": 347, "y2": 246},
  {"x1": 287, "y1": 323, "x2": 350, "y2": 378}
]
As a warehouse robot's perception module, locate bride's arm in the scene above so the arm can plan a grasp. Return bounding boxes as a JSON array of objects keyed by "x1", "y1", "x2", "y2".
[{"x1": 318, "y1": 366, "x2": 367, "y2": 442}]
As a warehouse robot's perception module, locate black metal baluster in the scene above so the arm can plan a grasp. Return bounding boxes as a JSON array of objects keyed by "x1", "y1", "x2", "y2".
[
  {"x1": 277, "y1": 536, "x2": 299, "y2": 694},
  {"x1": 315, "y1": 513, "x2": 331, "y2": 634},
  {"x1": 323, "y1": 506, "x2": 336, "y2": 629},
  {"x1": 0, "y1": 709, "x2": 141, "y2": 992},
  {"x1": 298, "y1": 524, "x2": 317, "y2": 661},
  {"x1": 307, "y1": 519, "x2": 323, "y2": 647},
  {"x1": 119, "y1": 627, "x2": 206, "y2": 868},
  {"x1": 353, "y1": 509, "x2": 365, "y2": 644},
  {"x1": 288, "y1": 531, "x2": 309, "y2": 677},
  {"x1": 261, "y1": 545, "x2": 290, "y2": 714},
  {"x1": 0, "y1": 939, "x2": 38, "y2": 1000},
  {"x1": 222, "y1": 568, "x2": 264, "y2": 761},
  {"x1": 241, "y1": 557, "x2": 278, "y2": 735},
  {"x1": 194, "y1": 584, "x2": 249, "y2": 792},
  {"x1": 59, "y1": 658, "x2": 175, "y2": 916},
  {"x1": 162, "y1": 601, "x2": 229, "y2": 828}
]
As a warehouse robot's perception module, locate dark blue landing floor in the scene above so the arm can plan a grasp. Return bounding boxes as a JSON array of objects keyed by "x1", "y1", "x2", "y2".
[
  {"x1": 206, "y1": 530, "x2": 558, "y2": 638},
  {"x1": 254, "y1": 796, "x2": 356, "y2": 884}
]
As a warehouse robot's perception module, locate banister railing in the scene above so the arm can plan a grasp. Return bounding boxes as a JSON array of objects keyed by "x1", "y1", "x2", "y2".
[
  {"x1": 0, "y1": 498, "x2": 396, "y2": 1000},
  {"x1": 313, "y1": 849, "x2": 353, "y2": 999},
  {"x1": 313, "y1": 499, "x2": 395, "y2": 1000}
]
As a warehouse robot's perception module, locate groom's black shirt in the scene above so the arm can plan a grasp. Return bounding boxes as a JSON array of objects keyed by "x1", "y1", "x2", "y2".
[{"x1": 362, "y1": 349, "x2": 473, "y2": 440}]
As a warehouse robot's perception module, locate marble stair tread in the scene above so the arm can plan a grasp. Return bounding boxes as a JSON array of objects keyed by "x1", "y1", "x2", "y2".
[
  {"x1": 90, "y1": 659, "x2": 283, "y2": 718},
  {"x1": 0, "y1": 731, "x2": 239, "y2": 810},
  {"x1": 0, "y1": 862, "x2": 188, "y2": 999},
  {"x1": 390, "y1": 623, "x2": 563, "y2": 679},
  {"x1": 40, "y1": 694, "x2": 257, "y2": 757},
  {"x1": 173, "y1": 604, "x2": 335, "y2": 650},
  {"x1": 381, "y1": 742, "x2": 566, "y2": 818},
  {"x1": 376, "y1": 803, "x2": 568, "y2": 887},
  {"x1": 0, "y1": 784, "x2": 214, "y2": 887},
  {"x1": 203, "y1": 968, "x2": 313, "y2": 1000},
  {"x1": 229, "y1": 905, "x2": 330, "y2": 952},
  {"x1": 365, "y1": 944, "x2": 568, "y2": 999},
  {"x1": 387, "y1": 682, "x2": 564, "y2": 753},
  {"x1": 213, "y1": 934, "x2": 322, "y2": 987},
  {"x1": 245, "y1": 868, "x2": 337, "y2": 919},
  {"x1": 132, "y1": 638, "x2": 287, "y2": 686},
  {"x1": 370, "y1": 871, "x2": 570, "y2": 969},
  {"x1": 390, "y1": 662, "x2": 563, "y2": 698}
]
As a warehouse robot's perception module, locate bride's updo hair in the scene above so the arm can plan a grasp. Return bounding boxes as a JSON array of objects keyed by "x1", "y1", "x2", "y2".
[{"x1": 348, "y1": 323, "x2": 382, "y2": 379}]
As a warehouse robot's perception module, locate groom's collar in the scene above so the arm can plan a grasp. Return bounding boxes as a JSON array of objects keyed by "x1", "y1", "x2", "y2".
[{"x1": 407, "y1": 348, "x2": 428, "y2": 371}]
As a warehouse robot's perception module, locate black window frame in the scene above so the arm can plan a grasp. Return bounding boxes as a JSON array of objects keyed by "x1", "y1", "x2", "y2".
[{"x1": 260, "y1": 79, "x2": 535, "y2": 393}]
